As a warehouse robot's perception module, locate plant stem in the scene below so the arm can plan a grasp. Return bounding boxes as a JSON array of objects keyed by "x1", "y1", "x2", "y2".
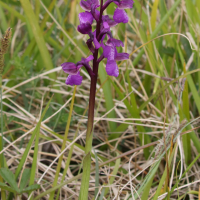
[
  {"x1": 0, "y1": 74, "x2": 6, "y2": 200},
  {"x1": 79, "y1": 1, "x2": 103, "y2": 199},
  {"x1": 79, "y1": 54, "x2": 99, "y2": 200},
  {"x1": 0, "y1": 75, "x2": 4, "y2": 166}
]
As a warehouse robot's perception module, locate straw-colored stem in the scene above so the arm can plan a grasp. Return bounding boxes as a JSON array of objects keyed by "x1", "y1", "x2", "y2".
[{"x1": 0, "y1": 74, "x2": 6, "y2": 200}]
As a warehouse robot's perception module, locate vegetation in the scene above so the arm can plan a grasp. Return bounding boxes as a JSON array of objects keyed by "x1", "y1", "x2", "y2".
[{"x1": 0, "y1": 0, "x2": 200, "y2": 199}]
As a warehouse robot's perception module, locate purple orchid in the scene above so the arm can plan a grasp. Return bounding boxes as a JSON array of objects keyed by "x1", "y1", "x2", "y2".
[
  {"x1": 102, "y1": 15, "x2": 118, "y2": 28},
  {"x1": 60, "y1": 1, "x2": 134, "y2": 199},
  {"x1": 103, "y1": 38, "x2": 129, "y2": 77},
  {"x1": 77, "y1": 12, "x2": 93, "y2": 34},
  {"x1": 61, "y1": 55, "x2": 94, "y2": 85},
  {"x1": 80, "y1": 0, "x2": 100, "y2": 11},
  {"x1": 113, "y1": 0, "x2": 134, "y2": 23},
  {"x1": 62, "y1": 0, "x2": 133, "y2": 85},
  {"x1": 65, "y1": 71, "x2": 83, "y2": 86}
]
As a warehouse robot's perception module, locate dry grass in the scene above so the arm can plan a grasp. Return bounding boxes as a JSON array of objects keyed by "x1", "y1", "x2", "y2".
[{"x1": 0, "y1": 0, "x2": 200, "y2": 199}]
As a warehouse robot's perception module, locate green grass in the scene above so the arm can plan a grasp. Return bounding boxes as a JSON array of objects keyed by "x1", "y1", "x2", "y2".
[{"x1": 0, "y1": 0, "x2": 200, "y2": 199}]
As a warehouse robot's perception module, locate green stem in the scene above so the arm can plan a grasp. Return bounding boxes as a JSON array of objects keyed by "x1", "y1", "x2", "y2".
[
  {"x1": 79, "y1": 1, "x2": 103, "y2": 199},
  {"x1": 79, "y1": 61, "x2": 98, "y2": 200}
]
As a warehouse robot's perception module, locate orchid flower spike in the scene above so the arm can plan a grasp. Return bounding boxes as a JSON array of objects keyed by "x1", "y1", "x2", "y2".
[{"x1": 62, "y1": 0, "x2": 134, "y2": 85}]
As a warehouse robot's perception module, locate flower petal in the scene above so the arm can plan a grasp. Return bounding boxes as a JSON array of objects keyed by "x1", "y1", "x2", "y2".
[
  {"x1": 106, "y1": 38, "x2": 124, "y2": 47},
  {"x1": 65, "y1": 72, "x2": 83, "y2": 85},
  {"x1": 98, "y1": 27, "x2": 111, "y2": 42},
  {"x1": 113, "y1": 8, "x2": 129, "y2": 23},
  {"x1": 80, "y1": 0, "x2": 91, "y2": 11},
  {"x1": 95, "y1": 9, "x2": 100, "y2": 18},
  {"x1": 100, "y1": 34, "x2": 106, "y2": 48},
  {"x1": 92, "y1": 30, "x2": 101, "y2": 49},
  {"x1": 79, "y1": 12, "x2": 93, "y2": 24},
  {"x1": 84, "y1": 55, "x2": 94, "y2": 62},
  {"x1": 86, "y1": 38, "x2": 95, "y2": 53},
  {"x1": 113, "y1": 0, "x2": 120, "y2": 6},
  {"x1": 103, "y1": 46, "x2": 117, "y2": 61},
  {"x1": 80, "y1": 0, "x2": 100, "y2": 11},
  {"x1": 106, "y1": 60, "x2": 119, "y2": 77},
  {"x1": 91, "y1": 5, "x2": 100, "y2": 20},
  {"x1": 61, "y1": 62, "x2": 79, "y2": 75},
  {"x1": 77, "y1": 22, "x2": 92, "y2": 34},
  {"x1": 103, "y1": 21, "x2": 110, "y2": 29},
  {"x1": 118, "y1": 0, "x2": 134, "y2": 9},
  {"x1": 102, "y1": 15, "x2": 118, "y2": 27},
  {"x1": 91, "y1": 0, "x2": 100, "y2": 7},
  {"x1": 115, "y1": 53, "x2": 129, "y2": 60},
  {"x1": 93, "y1": 37, "x2": 101, "y2": 49}
]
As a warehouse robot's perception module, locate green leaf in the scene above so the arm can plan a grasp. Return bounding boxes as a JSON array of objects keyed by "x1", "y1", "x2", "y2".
[
  {"x1": 111, "y1": 77, "x2": 151, "y2": 158},
  {"x1": 19, "y1": 0, "x2": 55, "y2": 76},
  {"x1": 139, "y1": 68, "x2": 200, "y2": 113},
  {"x1": 0, "y1": 168, "x2": 20, "y2": 193},
  {"x1": 151, "y1": 0, "x2": 159, "y2": 31},
  {"x1": 169, "y1": 153, "x2": 200, "y2": 196},
  {"x1": 94, "y1": 150, "x2": 99, "y2": 198},
  {"x1": 182, "y1": 70, "x2": 191, "y2": 164},
  {"x1": 135, "y1": 160, "x2": 161, "y2": 199},
  {"x1": 49, "y1": 87, "x2": 77, "y2": 199},
  {"x1": 130, "y1": 0, "x2": 182, "y2": 66},
  {"x1": 98, "y1": 63, "x2": 116, "y2": 132},
  {"x1": 7, "y1": 95, "x2": 54, "y2": 199},
  {"x1": 104, "y1": 155, "x2": 120, "y2": 199},
  {"x1": 0, "y1": 182, "x2": 17, "y2": 194},
  {"x1": 0, "y1": 6, "x2": 7, "y2": 31},
  {"x1": 152, "y1": 144, "x2": 177, "y2": 200},
  {"x1": 0, "y1": 1, "x2": 26, "y2": 22},
  {"x1": 79, "y1": 153, "x2": 91, "y2": 200},
  {"x1": 29, "y1": 95, "x2": 54, "y2": 187},
  {"x1": 19, "y1": 168, "x2": 31, "y2": 191},
  {"x1": 187, "y1": 74, "x2": 200, "y2": 114},
  {"x1": 141, "y1": 175, "x2": 154, "y2": 200},
  {"x1": 22, "y1": 184, "x2": 40, "y2": 194},
  {"x1": 99, "y1": 188, "x2": 105, "y2": 200}
]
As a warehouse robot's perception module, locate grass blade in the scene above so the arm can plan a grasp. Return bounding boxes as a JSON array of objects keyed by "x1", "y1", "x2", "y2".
[
  {"x1": 19, "y1": 0, "x2": 55, "y2": 76},
  {"x1": 29, "y1": 95, "x2": 53, "y2": 188},
  {"x1": 49, "y1": 87, "x2": 76, "y2": 199},
  {"x1": 99, "y1": 63, "x2": 116, "y2": 132}
]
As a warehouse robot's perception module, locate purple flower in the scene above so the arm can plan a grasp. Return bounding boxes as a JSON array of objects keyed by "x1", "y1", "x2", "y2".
[
  {"x1": 106, "y1": 38, "x2": 124, "y2": 47},
  {"x1": 91, "y1": 30, "x2": 101, "y2": 49},
  {"x1": 103, "y1": 0, "x2": 134, "y2": 23},
  {"x1": 80, "y1": 0, "x2": 100, "y2": 11},
  {"x1": 79, "y1": 12, "x2": 94, "y2": 24},
  {"x1": 103, "y1": 40, "x2": 129, "y2": 77},
  {"x1": 61, "y1": 55, "x2": 94, "y2": 85},
  {"x1": 77, "y1": 23, "x2": 92, "y2": 34},
  {"x1": 62, "y1": 0, "x2": 133, "y2": 85},
  {"x1": 77, "y1": 12, "x2": 93, "y2": 34},
  {"x1": 77, "y1": 12, "x2": 101, "y2": 49},
  {"x1": 113, "y1": 0, "x2": 133, "y2": 9},
  {"x1": 86, "y1": 30, "x2": 101, "y2": 53},
  {"x1": 102, "y1": 15, "x2": 118, "y2": 28},
  {"x1": 113, "y1": 0, "x2": 134, "y2": 23},
  {"x1": 113, "y1": 8, "x2": 129, "y2": 23},
  {"x1": 66, "y1": 71, "x2": 83, "y2": 86},
  {"x1": 62, "y1": 62, "x2": 80, "y2": 75}
]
